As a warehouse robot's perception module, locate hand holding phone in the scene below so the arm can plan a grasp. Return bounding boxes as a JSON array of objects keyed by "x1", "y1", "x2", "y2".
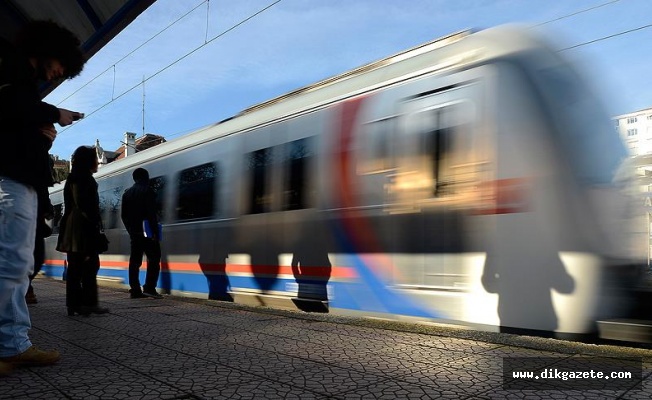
[{"x1": 58, "y1": 108, "x2": 84, "y2": 126}]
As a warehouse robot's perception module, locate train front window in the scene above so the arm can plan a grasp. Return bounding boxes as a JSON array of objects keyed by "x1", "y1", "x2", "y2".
[
  {"x1": 536, "y1": 66, "x2": 627, "y2": 185},
  {"x1": 416, "y1": 102, "x2": 475, "y2": 198},
  {"x1": 393, "y1": 83, "x2": 481, "y2": 210}
]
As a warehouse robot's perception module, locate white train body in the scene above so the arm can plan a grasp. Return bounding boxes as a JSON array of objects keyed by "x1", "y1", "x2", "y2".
[{"x1": 45, "y1": 26, "x2": 641, "y2": 335}]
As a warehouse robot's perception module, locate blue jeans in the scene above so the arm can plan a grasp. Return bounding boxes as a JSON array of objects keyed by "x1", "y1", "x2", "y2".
[{"x1": 0, "y1": 177, "x2": 37, "y2": 357}]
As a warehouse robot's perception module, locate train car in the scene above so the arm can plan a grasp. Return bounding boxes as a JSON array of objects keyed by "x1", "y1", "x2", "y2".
[{"x1": 44, "y1": 25, "x2": 642, "y2": 336}]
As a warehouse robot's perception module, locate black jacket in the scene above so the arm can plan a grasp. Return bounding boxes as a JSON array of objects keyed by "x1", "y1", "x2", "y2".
[
  {"x1": 0, "y1": 38, "x2": 59, "y2": 189},
  {"x1": 121, "y1": 181, "x2": 158, "y2": 238},
  {"x1": 56, "y1": 171, "x2": 102, "y2": 255}
]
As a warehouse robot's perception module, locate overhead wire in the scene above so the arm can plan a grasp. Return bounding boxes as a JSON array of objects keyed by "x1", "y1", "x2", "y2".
[
  {"x1": 559, "y1": 23, "x2": 652, "y2": 51},
  {"x1": 138, "y1": 0, "x2": 282, "y2": 92},
  {"x1": 56, "y1": 0, "x2": 640, "y2": 140},
  {"x1": 527, "y1": 0, "x2": 650, "y2": 52},
  {"x1": 57, "y1": 0, "x2": 282, "y2": 135},
  {"x1": 56, "y1": 0, "x2": 209, "y2": 106},
  {"x1": 531, "y1": 0, "x2": 623, "y2": 27}
]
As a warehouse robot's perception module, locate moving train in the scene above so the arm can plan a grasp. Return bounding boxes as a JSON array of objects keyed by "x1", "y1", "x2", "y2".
[{"x1": 44, "y1": 25, "x2": 644, "y2": 336}]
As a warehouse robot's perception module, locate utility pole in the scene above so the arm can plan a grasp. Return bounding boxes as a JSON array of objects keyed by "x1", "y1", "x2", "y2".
[{"x1": 142, "y1": 75, "x2": 146, "y2": 136}]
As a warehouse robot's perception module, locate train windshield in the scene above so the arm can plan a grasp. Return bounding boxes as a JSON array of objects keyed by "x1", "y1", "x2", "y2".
[{"x1": 535, "y1": 64, "x2": 627, "y2": 186}]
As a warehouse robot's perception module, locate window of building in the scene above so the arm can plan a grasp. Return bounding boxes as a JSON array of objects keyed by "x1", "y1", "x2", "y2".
[
  {"x1": 627, "y1": 117, "x2": 638, "y2": 124},
  {"x1": 247, "y1": 148, "x2": 273, "y2": 214},
  {"x1": 176, "y1": 163, "x2": 217, "y2": 221},
  {"x1": 627, "y1": 129, "x2": 638, "y2": 137}
]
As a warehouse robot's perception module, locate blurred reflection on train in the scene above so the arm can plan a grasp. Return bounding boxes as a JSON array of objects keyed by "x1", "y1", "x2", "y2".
[{"x1": 45, "y1": 25, "x2": 643, "y2": 336}]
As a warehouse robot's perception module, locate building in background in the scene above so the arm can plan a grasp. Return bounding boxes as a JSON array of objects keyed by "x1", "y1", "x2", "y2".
[
  {"x1": 615, "y1": 107, "x2": 652, "y2": 267},
  {"x1": 51, "y1": 155, "x2": 70, "y2": 183},
  {"x1": 53, "y1": 132, "x2": 166, "y2": 182},
  {"x1": 96, "y1": 132, "x2": 166, "y2": 168},
  {"x1": 113, "y1": 132, "x2": 166, "y2": 161},
  {"x1": 616, "y1": 108, "x2": 652, "y2": 159}
]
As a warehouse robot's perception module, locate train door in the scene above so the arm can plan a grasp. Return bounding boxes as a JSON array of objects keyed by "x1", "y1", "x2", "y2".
[
  {"x1": 388, "y1": 80, "x2": 490, "y2": 321},
  {"x1": 356, "y1": 112, "x2": 397, "y2": 209}
]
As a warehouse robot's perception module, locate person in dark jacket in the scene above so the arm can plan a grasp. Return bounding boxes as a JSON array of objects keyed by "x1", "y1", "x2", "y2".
[
  {"x1": 56, "y1": 146, "x2": 109, "y2": 316},
  {"x1": 121, "y1": 168, "x2": 163, "y2": 299},
  {"x1": 0, "y1": 21, "x2": 85, "y2": 372}
]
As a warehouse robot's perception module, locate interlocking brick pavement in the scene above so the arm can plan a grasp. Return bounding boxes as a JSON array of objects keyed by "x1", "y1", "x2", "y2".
[{"x1": 1, "y1": 277, "x2": 651, "y2": 399}]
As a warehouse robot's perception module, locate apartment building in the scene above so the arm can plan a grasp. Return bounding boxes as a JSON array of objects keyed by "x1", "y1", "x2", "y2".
[{"x1": 615, "y1": 107, "x2": 652, "y2": 265}]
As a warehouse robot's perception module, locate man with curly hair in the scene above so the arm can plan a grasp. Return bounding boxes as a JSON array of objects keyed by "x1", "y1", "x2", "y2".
[{"x1": 0, "y1": 20, "x2": 86, "y2": 375}]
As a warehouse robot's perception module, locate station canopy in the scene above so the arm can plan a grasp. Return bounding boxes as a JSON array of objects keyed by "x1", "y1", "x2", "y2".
[{"x1": 0, "y1": 0, "x2": 156, "y2": 96}]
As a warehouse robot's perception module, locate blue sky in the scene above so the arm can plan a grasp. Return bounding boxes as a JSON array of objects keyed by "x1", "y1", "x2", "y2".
[{"x1": 45, "y1": 0, "x2": 652, "y2": 159}]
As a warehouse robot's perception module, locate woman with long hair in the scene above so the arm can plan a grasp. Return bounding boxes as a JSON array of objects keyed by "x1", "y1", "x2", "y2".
[{"x1": 56, "y1": 146, "x2": 109, "y2": 316}]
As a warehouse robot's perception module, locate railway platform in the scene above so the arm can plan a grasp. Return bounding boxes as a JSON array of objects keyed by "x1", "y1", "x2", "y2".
[{"x1": 2, "y1": 277, "x2": 652, "y2": 399}]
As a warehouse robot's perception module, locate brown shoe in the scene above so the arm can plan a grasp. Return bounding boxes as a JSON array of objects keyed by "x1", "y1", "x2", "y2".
[
  {"x1": 0, "y1": 346, "x2": 60, "y2": 367},
  {"x1": 0, "y1": 360, "x2": 12, "y2": 376},
  {"x1": 25, "y1": 287, "x2": 38, "y2": 304}
]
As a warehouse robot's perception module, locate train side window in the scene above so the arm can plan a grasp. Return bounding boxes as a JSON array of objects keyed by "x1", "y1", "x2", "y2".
[
  {"x1": 247, "y1": 148, "x2": 273, "y2": 214},
  {"x1": 358, "y1": 117, "x2": 395, "y2": 174},
  {"x1": 149, "y1": 176, "x2": 166, "y2": 222},
  {"x1": 52, "y1": 203, "x2": 63, "y2": 235},
  {"x1": 176, "y1": 163, "x2": 217, "y2": 221},
  {"x1": 283, "y1": 137, "x2": 313, "y2": 210},
  {"x1": 99, "y1": 186, "x2": 124, "y2": 229}
]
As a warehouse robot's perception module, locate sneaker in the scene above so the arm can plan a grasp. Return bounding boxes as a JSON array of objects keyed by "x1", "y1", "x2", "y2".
[
  {"x1": 129, "y1": 289, "x2": 145, "y2": 299},
  {"x1": 0, "y1": 346, "x2": 60, "y2": 367},
  {"x1": 142, "y1": 290, "x2": 163, "y2": 299},
  {"x1": 0, "y1": 360, "x2": 12, "y2": 376},
  {"x1": 25, "y1": 287, "x2": 37, "y2": 305}
]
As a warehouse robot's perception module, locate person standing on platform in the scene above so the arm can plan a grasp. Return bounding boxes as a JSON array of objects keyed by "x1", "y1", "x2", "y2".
[
  {"x1": 0, "y1": 20, "x2": 85, "y2": 372},
  {"x1": 121, "y1": 168, "x2": 163, "y2": 299},
  {"x1": 56, "y1": 146, "x2": 110, "y2": 316}
]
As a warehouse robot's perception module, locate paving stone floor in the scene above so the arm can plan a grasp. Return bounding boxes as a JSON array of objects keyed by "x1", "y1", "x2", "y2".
[{"x1": 1, "y1": 277, "x2": 652, "y2": 399}]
